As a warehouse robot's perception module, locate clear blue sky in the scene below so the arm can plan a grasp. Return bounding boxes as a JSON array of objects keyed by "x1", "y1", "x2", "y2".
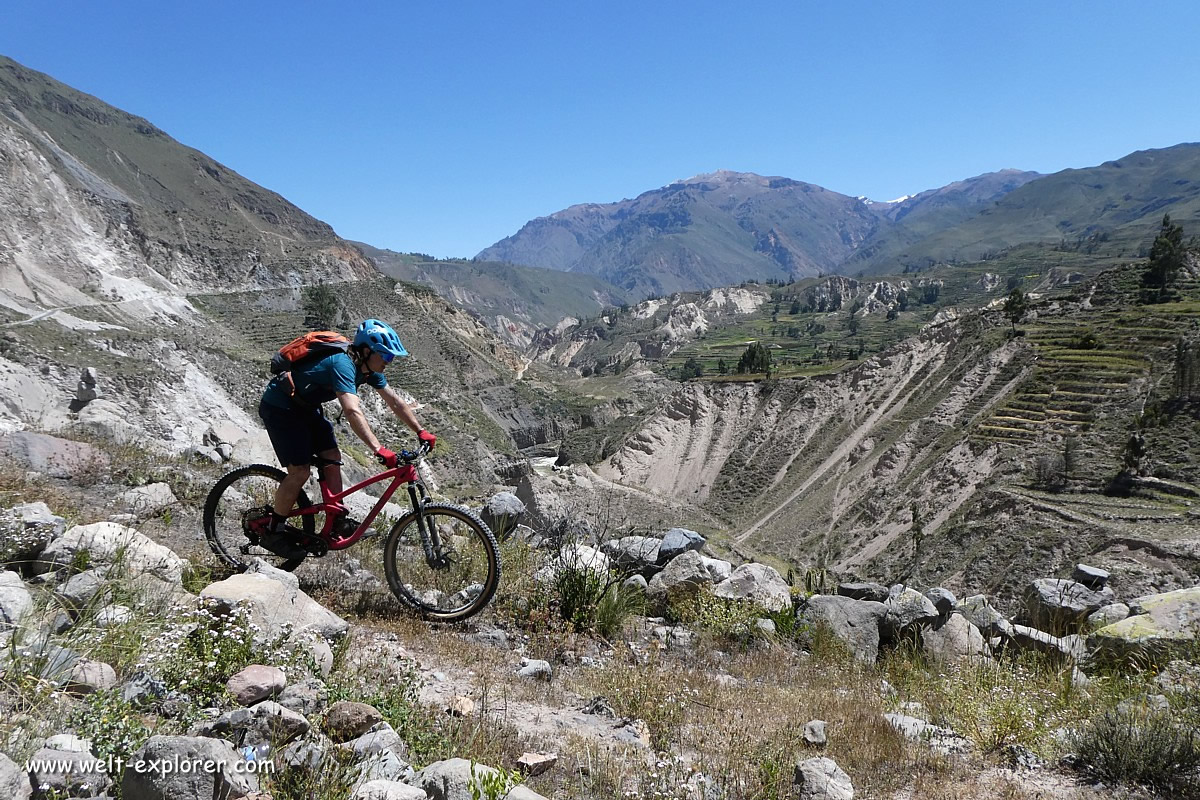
[{"x1": 5, "y1": 1, "x2": 1200, "y2": 259}]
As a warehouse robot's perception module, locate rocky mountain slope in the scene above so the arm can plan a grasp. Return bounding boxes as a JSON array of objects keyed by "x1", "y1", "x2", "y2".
[{"x1": 0, "y1": 54, "x2": 374, "y2": 322}]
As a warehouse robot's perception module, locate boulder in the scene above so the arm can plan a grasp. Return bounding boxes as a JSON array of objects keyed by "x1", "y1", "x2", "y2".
[
  {"x1": 959, "y1": 595, "x2": 1014, "y2": 639},
  {"x1": 55, "y1": 568, "x2": 112, "y2": 615},
  {"x1": 600, "y1": 536, "x2": 661, "y2": 575},
  {"x1": 65, "y1": 658, "x2": 118, "y2": 695},
  {"x1": 341, "y1": 721, "x2": 410, "y2": 760},
  {"x1": 119, "y1": 483, "x2": 179, "y2": 517},
  {"x1": 837, "y1": 582, "x2": 888, "y2": 602},
  {"x1": 193, "y1": 700, "x2": 311, "y2": 746},
  {"x1": 75, "y1": 399, "x2": 141, "y2": 445},
  {"x1": 802, "y1": 720, "x2": 827, "y2": 747},
  {"x1": 199, "y1": 558, "x2": 349, "y2": 646},
  {"x1": 27, "y1": 747, "x2": 110, "y2": 798},
  {"x1": 0, "y1": 502, "x2": 64, "y2": 564},
  {"x1": 0, "y1": 570, "x2": 33, "y2": 629},
  {"x1": 0, "y1": 751, "x2": 31, "y2": 800},
  {"x1": 924, "y1": 587, "x2": 957, "y2": 615},
  {"x1": 1088, "y1": 603, "x2": 1130, "y2": 629},
  {"x1": 0, "y1": 431, "x2": 108, "y2": 480},
  {"x1": 37, "y1": 522, "x2": 187, "y2": 584},
  {"x1": 1089, "y1": 586, "x2": 1200, "y2": 664},
  {"x1": 883, "y1": 713, "x2": 971, "y2": 755},
  {"x1": 921, "y1": 613, "x2": 989, "y2": 661},
  {"x1": 793, "y1": 756, "x2": 853, "y2": 800},
  {"x1": 712, "y1": 563, "x2": 791, "y2": 613},
  {"x1": 227, "y1": 665, "x2": 287, "y2": 706},
  {"x1": 277, "y1": 678, "x2": 328, "y2": 716},
  {"x1": 656, "y1": 528, "x2": 706, "y2": 565},
  {"x1": 881, "y1": 587, "x2": 939, "y2": 643},
  {"x1": 699, "y1": 556, "x2": 732, "y2": 583},
  {"x1": 1072, "y1": 563, "x2": 1110, "y2": 590},
  {"x1": 352, "y1": 779, "x2": 429, "y2": 800},
  {"x1": 1011, "y1": 625, "x2": 1084, "y2": 661},
  {"x1": 516, "y1": 658, "x2": 553, "y2": 681},
  {"x1": 121, "y1": 735, "x2": 258, "y2": 800},
  {"x1": 325, "y1": 700, "x2": 385, "y2": 743},
  {"x1": 1023, "y1": 578, "x2": 1111, "y2": 634},
  {"x1": 480, "y1": 492, "x2": 525, "y2": 540},
  {"x1": 414, "y1": 758, "x2": 549, "y2": 800},
  {"x1": 801, "y1": 595, "x2": 886, "y2": 663},
  {"x1": 645, "y1": 550, "x2": 713, "y2": 615}
]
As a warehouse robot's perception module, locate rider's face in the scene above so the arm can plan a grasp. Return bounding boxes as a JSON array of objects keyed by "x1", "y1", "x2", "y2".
[{"x1": 367, "y1": 350, "x2": 388, "y2": 372}]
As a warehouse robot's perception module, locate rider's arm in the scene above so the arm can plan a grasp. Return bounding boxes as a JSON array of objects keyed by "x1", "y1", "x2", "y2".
[
  {"x1": 375, "y1": 385, "x2": 424, "y2": 435},
  {"x1": 336, "y1": 391, "x2": 384, "y2": 452}
]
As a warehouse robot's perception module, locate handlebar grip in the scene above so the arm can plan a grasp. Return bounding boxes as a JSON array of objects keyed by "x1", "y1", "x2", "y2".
[{"x1": 399, "y1": 449, "x2": 418, "y2": 461}]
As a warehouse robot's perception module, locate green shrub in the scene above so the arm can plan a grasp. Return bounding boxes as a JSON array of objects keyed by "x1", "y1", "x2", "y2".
[
  {"x1": 673, "y1": 589, "x2": 763, "y2": 643},
  {"x1": 594, "y1": 582, "x2": 644, "y2": 641},
  {"x1": 1070, "y1": 707, "x2": 1200, "y2": 792},
  {"x1": 69, "y1": 689, "x2": 150, "y2": 765}
]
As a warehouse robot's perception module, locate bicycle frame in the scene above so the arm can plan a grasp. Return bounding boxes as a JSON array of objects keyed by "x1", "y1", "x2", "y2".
[{"x1": 288, "y1": 458, "x2": 430, "y2": 551}]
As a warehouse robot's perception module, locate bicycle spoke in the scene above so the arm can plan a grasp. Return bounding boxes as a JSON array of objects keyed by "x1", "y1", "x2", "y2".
[{"x1": 203, "y1": 465, "x2": 314, "y2": 573}]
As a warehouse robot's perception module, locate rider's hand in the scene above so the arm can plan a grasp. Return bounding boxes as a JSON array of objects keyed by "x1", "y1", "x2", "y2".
[
  {"x1": 375, "y1": 446, "x2": 399, "y2": 468},
  {"x1": 418, "y1": 429, "x2": 437, "y2": 451}
]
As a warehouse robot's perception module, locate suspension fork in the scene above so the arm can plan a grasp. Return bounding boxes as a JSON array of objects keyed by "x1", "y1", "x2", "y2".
[{"x1": 407, "y1": 481, "x2": 440, "y2": 564}]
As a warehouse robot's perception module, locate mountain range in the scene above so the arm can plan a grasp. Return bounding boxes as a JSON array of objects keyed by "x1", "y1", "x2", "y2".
[{"x1": 478, "y1": 147, "x2": 1200, "y2": 297}]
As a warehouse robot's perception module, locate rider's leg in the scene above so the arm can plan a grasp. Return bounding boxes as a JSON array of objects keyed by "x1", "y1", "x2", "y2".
[
  {"x1": 317, "y1": 448, "x2": 344, "y2": 495},
  {"x1": 272, "y1": 464, "x2": 312, "y2": 527}
]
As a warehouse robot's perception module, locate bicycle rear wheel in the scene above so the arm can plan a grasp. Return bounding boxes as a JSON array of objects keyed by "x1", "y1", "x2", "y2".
[
  {"x1": 203, "y1": 464, "x2": 315, "y2": 572},
  {"x1": 382, "y1": 503, "x2": 500, "y2": 622}
]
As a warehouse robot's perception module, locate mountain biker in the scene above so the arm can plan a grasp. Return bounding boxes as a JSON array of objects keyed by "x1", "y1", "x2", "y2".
[{"x1": 257, "y1": 318, "x2": 436, "y2": 558}]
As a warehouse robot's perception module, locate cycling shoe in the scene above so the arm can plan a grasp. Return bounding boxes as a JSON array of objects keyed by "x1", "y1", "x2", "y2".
[{"x1": 258, "y1": 527, "x2": 308, "y2": 559}]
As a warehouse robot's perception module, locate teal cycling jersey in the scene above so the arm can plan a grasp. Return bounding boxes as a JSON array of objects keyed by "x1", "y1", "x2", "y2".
[{"x1": 261, "y1": 352, "x2": 387, "y2": 410}]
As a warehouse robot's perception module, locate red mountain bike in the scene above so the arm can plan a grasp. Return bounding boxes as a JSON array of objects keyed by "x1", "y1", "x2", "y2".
[{"x1": 202, "y1": 443, "x2": 500, "y2": 622}]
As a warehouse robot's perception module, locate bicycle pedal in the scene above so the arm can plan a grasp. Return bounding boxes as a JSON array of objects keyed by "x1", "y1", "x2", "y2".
[{"x1": 332, "y1": 515, "x2": 361, "y2": 537}]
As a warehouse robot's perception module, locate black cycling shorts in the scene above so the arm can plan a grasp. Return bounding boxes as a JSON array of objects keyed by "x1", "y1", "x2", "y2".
[{"x1": 258, "y1": 401, "x2": 337, "y2": 467}]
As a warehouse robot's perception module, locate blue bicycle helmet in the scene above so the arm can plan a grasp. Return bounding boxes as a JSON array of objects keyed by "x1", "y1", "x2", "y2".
[{"x1": 353, "y1": 319, "x2": 408, "y2": 362}]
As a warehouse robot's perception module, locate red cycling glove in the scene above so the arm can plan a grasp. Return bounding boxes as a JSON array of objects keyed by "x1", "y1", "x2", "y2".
[
  {"x1": 418, "y1": 429, "x2": 437, "y2": 450},
  {"x1": 375, "y1": 447, "x2": 399, "y2": 468}
]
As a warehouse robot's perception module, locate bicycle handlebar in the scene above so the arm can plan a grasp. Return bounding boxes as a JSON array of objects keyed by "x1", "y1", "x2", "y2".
[{"x1": 397, "y1": 441, "x2": 432, "y2": 463}]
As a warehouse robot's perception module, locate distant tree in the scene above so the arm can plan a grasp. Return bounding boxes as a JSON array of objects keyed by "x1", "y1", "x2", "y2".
[
  {"x1": 1175, "y1": 335, "x2": 1200, "y2": 399},
  {"x1": 1143, "y1": 214, "x2": 1186, "y2": 303},
  {"x1": 896, "y1": 290, "x2": 910, "y2": 312},
  {"x1": 886, "y1": 306, "x2": 898, "y2": 321},
  {"x1": 1004, "y1": 289, "x2": 1028, "y2": 335},
  {"x1": 681, "y1": 357, "x2": 703, "y2": 380},
  {"x1": 921, "y1": 284, "x2": 941, "y2": 305},
  {"x1": 1063, "y1": 435, "x2": 1081, "y2": 480},
  {"x1": 736, "y1": 342, "x2": 771, "y2": 375},
  {"x1": 790, "y1": 299, "x2": 801, "y2": 315},
  {"x1": 302, "y1": 282, "x2": 340, "y2": 329},
  {"x1": 847, "y1": 312, "x2": 860, "y2": 336},
  {"x1": 717, "y1": 358, "x2": 728, "y2": 375}
]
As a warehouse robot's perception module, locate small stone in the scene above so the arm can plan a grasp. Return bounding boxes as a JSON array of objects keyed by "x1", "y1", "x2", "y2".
[
  {"x1": 1072, "y1": 564, "x2": 1110, "y2": 590},
  {"x1": 924, "y1": 587, "x2": 957, "y2": 615},
  {"x1": 803, "y1": 720, "x2": 827, "y2": 747},
  {"x1": 227, "y1": 665, "x2": 287, "y2": 706},
  {"x1": 517, "y1": 751, "x2": 558, "y2": 776},
  {"x1": 324, "y1": 700, "x2": 384, "y2": 743},
  {"x1": 446, "y1": 695, "x2": 475, "y2": 717},
  {"x1": 65, "y1": 659, "x2": 118, "y2": 695},
  {"x1": 516, "y1": 658, "x2": 552, "y2": 681},
  {"x1": 793, "y1": 756, "x2": 853, "y2": 800}
]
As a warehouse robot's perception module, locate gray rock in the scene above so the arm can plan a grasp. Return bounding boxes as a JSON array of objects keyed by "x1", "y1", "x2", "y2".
[
  {"x1": 622, "y1": 574, "x2": 648, "y2": 594},
  {"x1": 0, "y1": 502, "x2": 64, "y2": 564},
  {"x1": 1156, "y1": 660, "x2": 1200, "y2": 695},
  {"x1": 645, "y1": 550, "x2": 713, "y2": 615},
  {"x1": 414, "y1": 758, "x2": 548, "y2": 800},
  {"x1": 0, "y1": 751, "x2": 31, "y2": 800},
  {"x1": 121, "y1": 735, "x2": 257, "y2": 800},
  {"x1": 959, "y1": 595, "x2": 1015, "y2": 639},
  {"x1": 924, "y1": 587, "x2": 957, "y2": 615},
  {"x1": 464, "y1": 623, "x2": 509, "y2": 650},
  {"x1": 0, "y1": 570, "x2": 33, "y2": 629},
  {"x1": 921, "y1": 613, "x2": 988, "y2": 661},
  {"x1": 216, "y1": 443, "x2": 235, "y2": 461},
  {"x1": 1089, "y1": 586, "x2": 1200, "y2": 664},
  {"x1": 0, "y1": 432, "x2": 108, "y2": 480},
  {"x1": 480, "y1": 492, "x2": 525, "y2": 540},
  {"x1": 713, "y1": 563, "x2": 792, "y2": 613},
  {"x1": 44, "y1": 734, "x2": 93, "y2": 754},
  {"x1": 342, "y1": 721, "x2": 410, "y2": 760},
  {"x1": 801, "y1": 595, "x2": 886, "y2": 663},
  {"x1": 656, "y1": 528, "x2": 706, "y2": 565},
  {"x1": 699, "y1": 556, "x2": 733, "y2": 583},
  {"x1": 200, "y1": 558, "x2": 349, "y2": 647},
  {"x1": 882, "y1": 587, "x2": 939, "y2": 640},
  {"x1": 516, "y1": 658, "x2": 553, "y2": 681},
  {"x1": 1023, "y1": 578, "x2": 1111, "y2": 634},
  {"x1": 600, "y1": 536, "x2": 661, "y2": 575},
  {"x1": 55, "y1": 569, "x2": 112, "y2": 615},
  {"x1": 119, "y1": 483, "x2": 178, "y2": 517},
  {"x1": 37, "y1": 522, "x2": 186, "y2": 584},
  {"x1": 193, "y1": 700, "x2": 311, "y2": 746},
  {"x1": 277, "y1": 678, "x2": 328, "y2": 716},
  {"x1": 793, "y1": 756, "x2": 853, "y2": 800},
  {"x1": 1088, "y1": 603, "x2": 1130, "y2": 629},
  {"x1": 652, "y1": 625, "x2": 696, "y2": 653},
  {"x1": 66, "y1": 658, "x2": 118, "y2": 695},
  {"x1": 27, "y1": 747, "x2": 110, "y2": 798},
  {"x1": 883, "y1": 713, "x2": 971, "y2": 755},
  {"x1": 837, "y1": 582, "x2": 889, "y2": 602},
  {"x1": 94, "y1": 604, "x2": 133, "y2": 628},
  {"x1": 353, "y1": 778, "x2": 428, "y2": 800},
  {"x1": 1072, "y1": 563, "x2": 1110, "y2": 590},
  {"x1": 803, "y1": 719, "x2": 827, "y2": 747}
]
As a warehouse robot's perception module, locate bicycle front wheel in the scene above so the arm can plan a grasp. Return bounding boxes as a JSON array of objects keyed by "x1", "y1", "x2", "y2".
[
  {"x1": 382, "y1": 503, "x2": 500, "y2": 623},
  {"x1": 203, "y1": 464, "x2": 315, "y2": 573}
]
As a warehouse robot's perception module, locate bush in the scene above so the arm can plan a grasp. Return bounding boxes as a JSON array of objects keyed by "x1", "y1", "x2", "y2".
[{"x1": 1070, "y1": 707, "x2": 1200, "y2": 792}]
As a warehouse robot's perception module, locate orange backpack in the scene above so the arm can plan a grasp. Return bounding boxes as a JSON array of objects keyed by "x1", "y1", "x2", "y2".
[{"x1": 269, "y1": 331, "x2": 351, "y2": 375}]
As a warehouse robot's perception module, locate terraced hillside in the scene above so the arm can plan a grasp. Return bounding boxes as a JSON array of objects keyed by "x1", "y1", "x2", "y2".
[{"x1": 594, "y1": 260, "x2": 1200, "y2": 609}]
